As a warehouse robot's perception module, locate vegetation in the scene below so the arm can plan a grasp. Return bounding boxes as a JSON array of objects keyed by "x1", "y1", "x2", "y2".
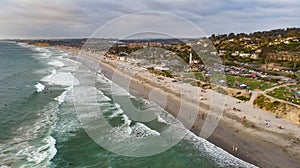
[
  {"x1": 211, "y1": 28, "x2": 300, "y2": 44},
  {"x1": 20, "y1": 27, "x2": 300, "y2": 72},
  {"x1": 253, "y1": 95, "x2": 281, "y2": 111},
  {"x1": 214, "y1": 86, "x2": 226, "y2": 94},
  {"x1": 235, "y1": 95, "x2": 251, "y2": 101},
  {"x1": 225, "y1": 75, "x2": 276, "y2": 91},
  {"x1": 254, "y1": 94, "x2": 300, "y2": 124},
  {"x1": 183, "y1": 72, "x2": 206, "y2": 81},
  {"x1": 267, "y1": 85, "x2": 300, "y2": 105},
  {"x1": 210, "y1": 28, "x2": 300, "y2": 71},
  {"x1": 148, "y1": 68, "x2": 173, "y2": 78}
]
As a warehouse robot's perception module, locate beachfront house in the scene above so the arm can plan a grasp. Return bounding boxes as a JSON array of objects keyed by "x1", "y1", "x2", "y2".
[{"x1": 117, "y1": 52, "x2": 128, "y2": 61}]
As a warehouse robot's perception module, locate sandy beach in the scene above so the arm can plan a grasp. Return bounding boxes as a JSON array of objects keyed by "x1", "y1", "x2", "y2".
[{"x1": 57, "y1": 46, "x2": 300, "y2": 168}]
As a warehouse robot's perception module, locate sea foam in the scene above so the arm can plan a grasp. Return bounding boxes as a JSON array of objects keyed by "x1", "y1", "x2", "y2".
[
  {"x1": 131, "y1": 122, "x2": 160, "y2": 137},
  {"x1": 41, "y1": 71, "x2": 79, "y2": 86},
  {"x1": 54, "y1": 86, "x2": 73, "y2": 105},
  {"x1": 156, "y1": 113, "x2": 168, "y2": 124},
  {"x1": 48, "y1": 60, "x2": 64, "y2": 67},
  {"x1": 183, "y1": 130, "x2": 257, "y2": 168},
  {"x1": 5, "y1": 102, "x2": 59, "y2": 167},
  {"x1": 35, "y1": 82, "x2": 45, "y2": 93},
  {"x1": 16, "y1": 136, "x2": 57, "y2": 165}
]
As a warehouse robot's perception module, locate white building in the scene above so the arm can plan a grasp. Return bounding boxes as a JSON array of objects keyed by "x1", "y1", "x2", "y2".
[
  {"x1": 154, "y1": 66, "x2": 170, "y2": 71},
  {"x1": 239, "y1": 53, "x2": 251, "y2": 58},
  {"x1": 189, "y1": 53, "x2": 193, "y2": 64}
]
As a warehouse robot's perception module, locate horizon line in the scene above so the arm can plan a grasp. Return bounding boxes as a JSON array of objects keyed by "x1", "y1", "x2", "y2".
[{"x1": 1, "y1": 26, "x2": 299, "y2": 41}]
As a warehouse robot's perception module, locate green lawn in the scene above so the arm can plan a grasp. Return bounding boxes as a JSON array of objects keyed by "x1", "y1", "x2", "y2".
[
  {"x1": 225, "y1": 75, "x2": 276, "y2": 91},
  {"x1": 183, "y1": 72, "x2": 206, "y2": 81},
  {"x1": 267, "y1": 85, "x2": 300, "y2": 105},
  {"x1": 183, "y1": 72, "x2": 275, "y2": 91},
  {"x1": 194, "y1": 72, "x2": 205, "y2": 81}
]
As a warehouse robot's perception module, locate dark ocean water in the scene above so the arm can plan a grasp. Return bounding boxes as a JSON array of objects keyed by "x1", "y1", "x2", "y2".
[{"x1": 0, "y1": 42, "x2": 256, "y2": 168}]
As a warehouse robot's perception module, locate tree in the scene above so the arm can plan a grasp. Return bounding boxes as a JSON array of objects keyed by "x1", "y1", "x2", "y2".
[
  {"x1": 210, "y1": 34, "x2": 216, "y2": 41},
  {"x1": 228, "y1": 32, "x2": 235, "y2": 39}
]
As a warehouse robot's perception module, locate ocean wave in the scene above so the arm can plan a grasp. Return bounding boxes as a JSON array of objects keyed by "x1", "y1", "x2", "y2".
[
  {"x1": 0, "y1": 102, "x2": 59, "y2": 167},
  {"x1": 183, "y1": 130, "x2": 257, "y2": 168},
  {"x1": 45, "y1": 136, "x2": 57, "y2": 161},
  {"x1": 16, "y1": 136, "x2": 57, "y2": 165},
  {"x1": 38, "y1": 51, "x2": 81, "y2": 87},
  {"x1": 97, "y1": 93, "x2": 112, "y2": 102},
  {"x1": 131, "y1": 122, "x2": 160, "y2": 137},
  {"x1": 51, "y1": 102, "x2": 81, "y2": 142},
  {"x1": 109, "y1": 114, "x2": 133, "y2": 138},
  {"x1": 41, "y1": 71, "x2": 79, "y2": 86},
  {"x1": 58, "y1": 57, "x2": 81, "y2": 72},
  {"x1": 121, "y1": 114, "x2": 132, "y2": 127},
  {"x1": 32, "y1": 47, "x2": 51, "y2": 54},
  {"x1": 94, "y1": 70, "x2": 256, "y2": 166},
  {"x1": 54, "y1": 90, "x2": 67, "y2": 105},
  {"x1": 48, "y1": 60, "x2": 64, "y2": 68},
  {"x1": 96, "y1": 74, "x2": 112, "y2": 85},
  {"x1": 109, "y1": 112, "x2": 161, "y2": 139},
  {"x1": 40, "y1": 52, "x2": 51, "y2": 58},
  {"x1": 95, "y1": 74, "x2": 168, "y2": 140},
  {"x1": 35, "y1": 82, "x2": 45, "y2": 93},
  {"x1": 16, "y1": 42, "x2": 32, "y2": 48},
  {"x1": 108, "y1": 107, "x2": 124, "y2": 119},
  {"x1": 96, "y1": 74, "x2": 129, "y2": 96},
  {"x1": 108, "y1": 113, "x2": 134, "y2": 139},
  {"x1": 156, "y1": 113, "x2": 168, "y2": 124}
]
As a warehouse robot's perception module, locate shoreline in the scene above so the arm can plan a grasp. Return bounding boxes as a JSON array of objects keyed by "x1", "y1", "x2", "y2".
[{"x1": 55, "y1": 45, "x2": 299, "y2": 167}]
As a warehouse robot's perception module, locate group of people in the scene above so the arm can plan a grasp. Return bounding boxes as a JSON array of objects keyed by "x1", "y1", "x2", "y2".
[
  {"x1": 232, "y1": 107, "x2": 242, "y2": 112},
  {"x1": 232, "y1": 145, "x2": 238, "y2": 152}
]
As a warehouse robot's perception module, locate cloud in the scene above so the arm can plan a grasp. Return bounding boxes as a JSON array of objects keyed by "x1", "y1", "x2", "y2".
[
  {"x1": 0, "y1": 0, "x2": 299, "y2": 38},
  {"x1": 90, "y1": 12, "x2": 207, "y2": 39}
]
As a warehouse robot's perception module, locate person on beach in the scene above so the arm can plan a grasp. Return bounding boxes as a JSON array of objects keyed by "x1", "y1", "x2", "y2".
[{"x1": 232, "y1": 145, "x2": 238, "y2": 152}]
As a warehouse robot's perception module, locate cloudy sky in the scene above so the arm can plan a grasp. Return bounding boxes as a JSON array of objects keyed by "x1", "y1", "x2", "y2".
[{"x1": 0, "y1": 0, "x2": 299, "y2": 39}]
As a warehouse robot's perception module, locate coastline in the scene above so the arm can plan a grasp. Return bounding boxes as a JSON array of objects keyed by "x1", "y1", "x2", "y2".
[{"x1": 56, "y1": 45, "x2": 299, "y2": 168}]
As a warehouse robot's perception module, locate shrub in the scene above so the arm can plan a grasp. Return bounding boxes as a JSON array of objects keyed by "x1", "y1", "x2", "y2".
[{"x1": 235, "y1": 96, "x2": 250, "y2": 101}]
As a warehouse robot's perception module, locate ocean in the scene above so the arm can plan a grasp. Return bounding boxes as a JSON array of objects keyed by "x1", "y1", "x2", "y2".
[{"x1": 0, "y1": 42, "x2": 256, "y2": 168}]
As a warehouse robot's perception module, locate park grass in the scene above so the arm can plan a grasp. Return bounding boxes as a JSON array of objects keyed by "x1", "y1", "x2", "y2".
[
  {"x1": 183, "y1": 72, "x2": 206, "y2": 81},
  {"x1": 225, "y1": 75, "x2": 276, "y2": 91},
  {"x1": 186, "y1": 72, "x2": 275, "y2": 91},
  {"x1": 267, "y1": 85, "x2": 300, "y2": 105},
  {"x1": 183, "y1": 72, "x2": 276, "y2": 92}
]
